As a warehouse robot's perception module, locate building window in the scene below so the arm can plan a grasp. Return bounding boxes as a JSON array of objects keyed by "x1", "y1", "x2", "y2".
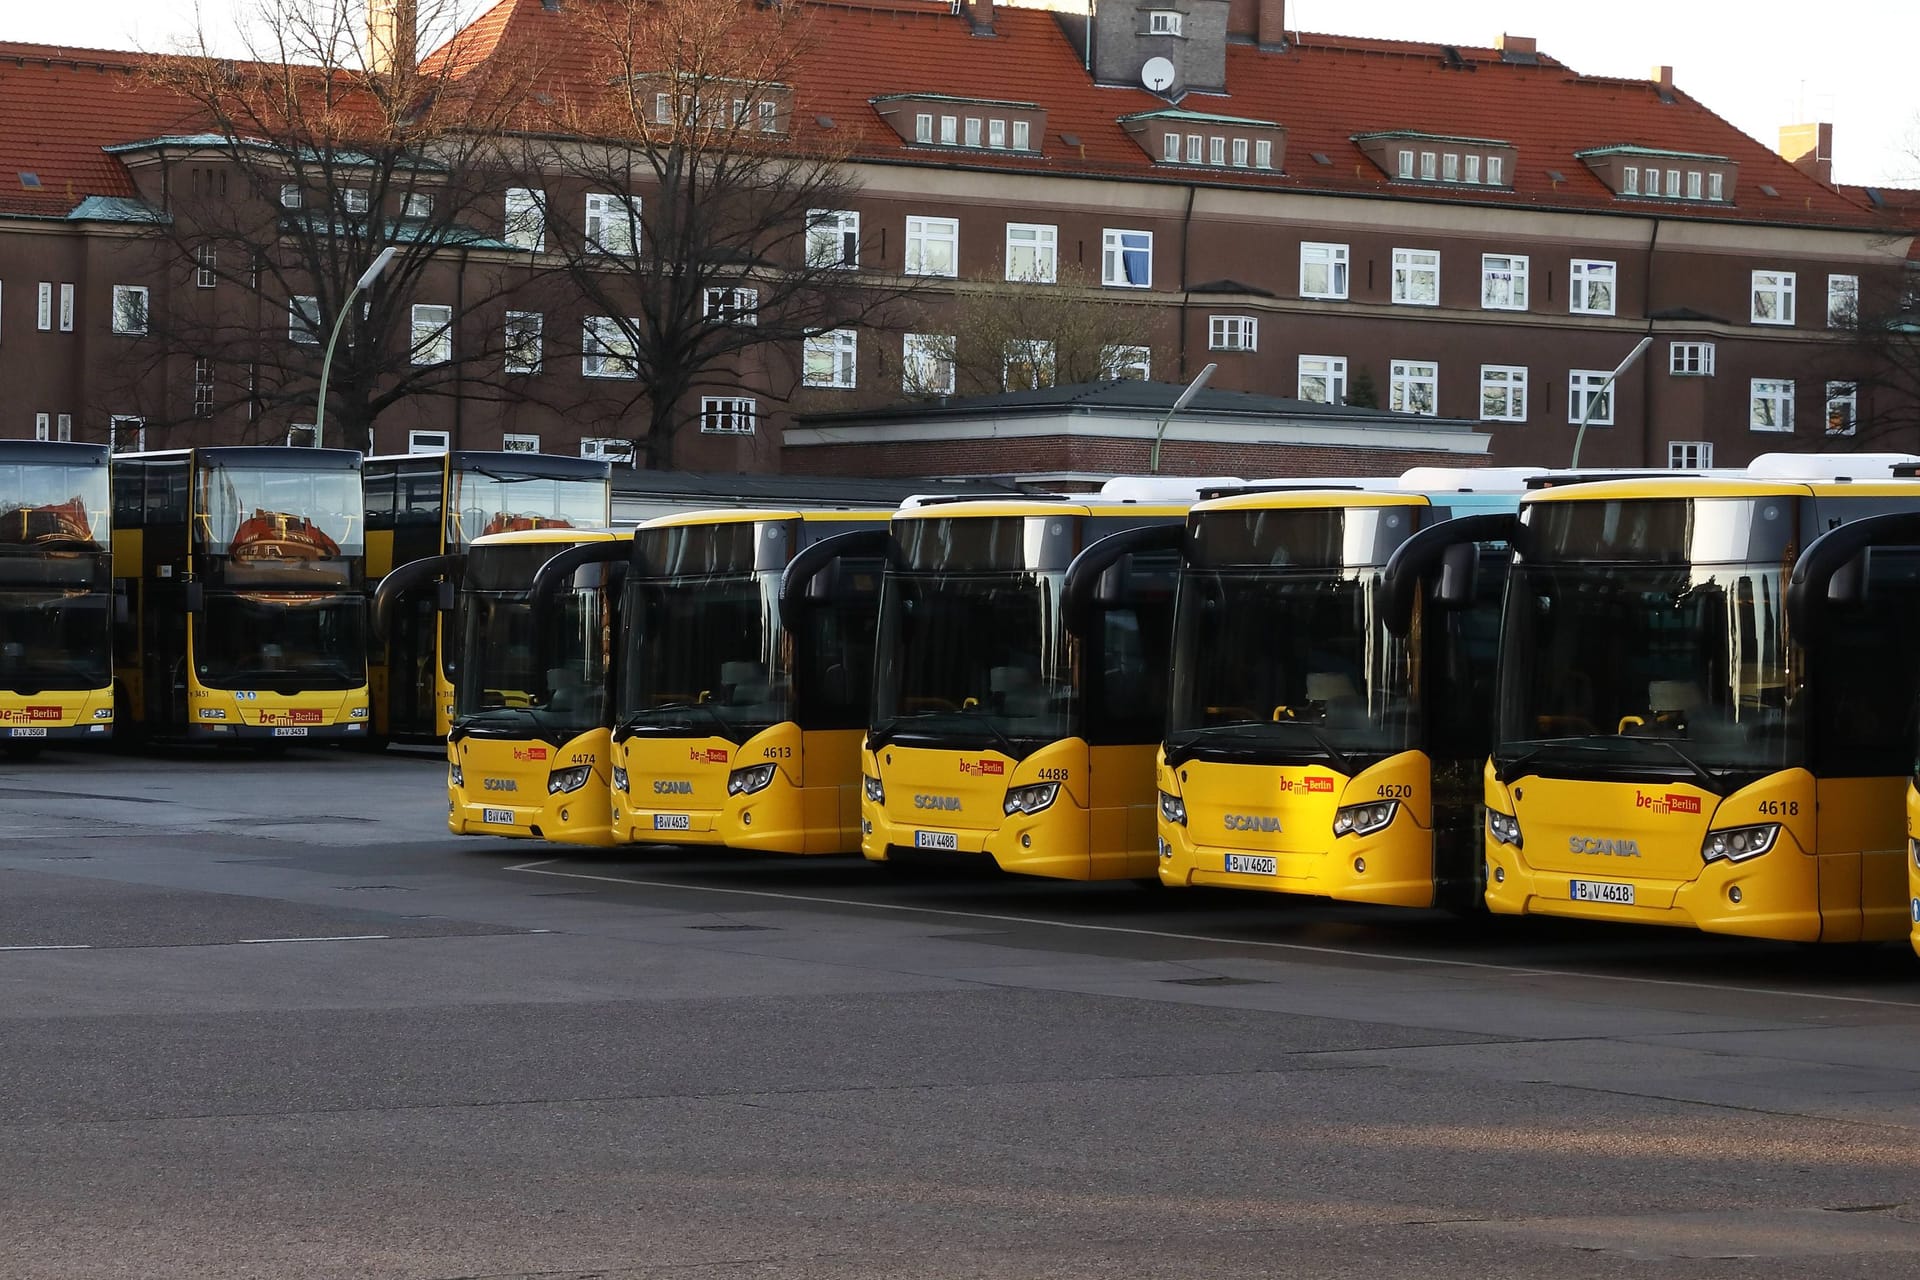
[
  {"x1": 287, "y1": 423, "x2": 320, "y2": 448},
  {"x1": 581, "y1": 316, "x2": 638, "y2": 379},
  {"x1": 1826, "y1": 382, "x2": 1858, "y2": 436},
  {"x1": 504, "y1": 311, "x2": 543, "y2": 374},
  {"x1": 1569, "y1": 370, "x2": 1616, "y2": 425},
  {"x1": 915, "y1": 113, "x2": 932, "y2": 143},
  {"x1": 289, "y1": 295, "x2": 321, "y2": 344},
  {"x1": 1397, "y1": 149, "x2": 1414, "y2": 179},
  {"x1": 192, "y1": 358, "x2": 215, "y2": 417},
  {"x1": 504, "y1": 188, "x2": 545, "y2": 251},
  {"x1": 1666, "y1": 169, "x2": 1680, "y2": 196},
  {"x1": 1003, "y1": 339, "x2": 1057, "y2": 391},
  {"x1": 653, "y1": 92, "x2": 671, "y2": 124},
  {"x1": 1208, "y1": 315, "x2": 1257, "y2": 351},
  {"x1": 36, "y1": 282, "x2": 51, "y2": 331},
  {"x1": 1750, "y1": 378, "x2": 1795, "y2": 431},
  {"x1": 1487, "y1": 155, "x2": 1504, "y2": 185},
  {"x1": 399, "y1": 191, "x2": 431, "y2": 219},
  {"x1": 580, "y1": 437, "x2": 634, "y2": 461},
  {"x1": 1668, "y1": 441, "x2": 1713, "y2": 468},
  {"x1": 111, "y1": 285, "x2": 149, "y2": 336},
  {"x1": 1708, "y1": 172, "x2": 1724, "y2": 201},
  {"x1": 1570, "y1": 259, "x2": 1617, "y2": 315},
  {"x1": 759, "y1": 101, "x2": 778, "y2": 133},
  {"x1": 806, "y1": 209, "x2": 859, "y2": 269},
  {"x1": 584, "y1": 192, "x2": 638, "y2": 256},
  {"x1": 1464, "y1": 154, "x2": 1481, "y2": 183},
  {"x1": 410, "y1": 304, "x2": 452, "y2": 366},
  {"x1": 1005, "y1": 223, "x2": 1059, "y2": 283},
  {"x1": 939, "y1": 115, "x2": 958, "y2": 145},
  {"x1": 1481, "y1": 254, "x2": 1529, "y2": 310},
  {"x1": 1480, "y1": 365, "x2": 1528, "y2": 421},
  {"x1": 55, "y1": 413, "x2": 72, "y2": 442},
  {"x1": 964, "y1": 118, "x2": 982, "y2": 147},
  {"x1": 1297, "y1": 355, "x2": 1347, "y2": 404},
  {"x1": 902, "y1": 333, "x2": 955, "y2": 395},
  {"x1": 989, "y1": 119, "x2": 1006, "y2": 149},
  {"x1": 280, "y1": 183, "x2": 301, "y2": 208},
  {"x1": 1390, "y1": 360, "x2": 1438, "y2": 415},
  {"x1": 59, "y1": 284, "x2": 73, "y2": 332},
  {"x1": 1621, "y1": 166, "x2": 1640, "y2": 195},
  {"x1": 408, "y1": 430, "x2": 452, "y2": 454},
  {"x1": 343, "y1": 187, "x2": 368, "y2": 214},
  {"x1": 1686, "y1": 171, "x2": 1703, "y2": 200},
  {"x1": 1828, "y1": 274, "x2": 1859, "y2": 328},
  {"x1": 195, "y1": 244, "x2": 218, "y2": 288},
  {"x1": 1644, "y1": 169, "x2": 1661, "y2": 197},
  {"x1": 1102, "y1": 229, "x2": 1153, "y2": 288},
  {"x1": 1231, "y1": 138, "x2": 1249, "y2": 167},
  {"x1": 703, "y1": 286, "x2": 758, "y2": 325},
  {"x1": 1186, "y1": 134, "x2": 1202, "y2": 163},
  {"x1": 1752, "y1": 271, "x2": 1796, "y2": 325},
  {"x1": 1209, "y1": 136, "x2": 1226, "y2": 166},
  {"x1": 1147, "y1": 9, "x2": 1182, "y2": 34},
  {"x1": 1254, "y1": 139, "x2": 1273, "y2": 168},
  {"x1": 804, "y1": 329, "x2": 858, "y2": 389},
  {"x1": 1162, "y1": 133, "x2": 1181, "y2": 162},
  {"x1": 700, "y1": 397, "x2": 757, "y2": 436},
  {"x1": 1101, "y1": 344, "x2": 1152, "y2": 380},
  {"x1": 1442, "y1": 153, "x2": 1460, "y2": 182},
  {"x1": 109, "y1": 415, "x2": 145, "y2": 454},
  {"x1": 1012, "y1": 120, "x2": 1030, "y2": 150},
  {"x1": 34, "y1": 413, "x2": 50, "y2": 441},
  {"x1": 502, "y1": 433, "x2": 540, "y2": 453},
  {"x1": 1419, "y1": 151, "x2": 1437, "y2": 180},
  {"x1": 1669, "y1": 342, "x2": 1715, "y2": 376},
  {"x1": 905, "y1": 215, "x2": 959, "y2": 277},
  {"x1": 1391, "y1": 248, "x2": 1439, "y2": 306}
]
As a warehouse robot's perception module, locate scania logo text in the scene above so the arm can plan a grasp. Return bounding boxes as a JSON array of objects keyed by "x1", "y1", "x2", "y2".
[
  {"x1": 482, "y1": 777, "x2": 517, "y2": 792},
  {"x1": 653, "y1": 780, "x2": 693, "y2": 795},
  {"x1": 1224, "y1": 814, "x2": 1281, "y2": 832},
  {"x1": 1568, "y1": 835, "x2": 1640, "y2": 856},
  {"x1": 914, "y1": 794, "x2": 962, "y2": 811}
]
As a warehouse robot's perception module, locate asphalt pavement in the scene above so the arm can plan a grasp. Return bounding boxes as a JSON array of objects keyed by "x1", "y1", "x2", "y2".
[{"x1": 3, "y1": 747, "x2": 1920, "y2": 1279}]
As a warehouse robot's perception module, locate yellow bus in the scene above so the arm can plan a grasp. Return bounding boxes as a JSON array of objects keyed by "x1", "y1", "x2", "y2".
[
  {"x1": 1484, "y1": 465, "x2": 1920, "y2": 942},
  {"x1": 110, "y1": 447, "x2": 369, "y2": 743},
  {"x1": 446, "y1": 527, "x2": 630, "y2": 845},
  {"x1": 0, "y1": 442, "x2": 114, "y2": 751},
  {"x1": 365, "y1": 451, "x2": 610, "y2": 743},
  {"x1": 1154, "y1": 480, "x2": 1523, "y2": 909},
  {"x1": 861, "y1": 498, "x2": 1188, "y2": 881},
  {"x1": 610, "y1": 509, "x2": 890, "y2": 853}
]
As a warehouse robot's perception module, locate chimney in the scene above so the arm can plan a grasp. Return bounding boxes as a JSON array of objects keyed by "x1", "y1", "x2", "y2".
[
  {"x1": 1651, "y1": 64, "x2": 1673, "y2": 94},
  {"x1": 1779, "y1": 122, "x2": 1834, "y2": 185},
  {"x1": 367, "y1": 0, "x2": 417, "y2": 74},
  {"x1": 963, "y1": 0, "x2": 995, "y2": 36},
  {"x1": 1257, "y1": 0, "x2": 1285, "y2": 47},
  {"x1": 1496, "y1": 33, "x2": 1536, "y2": 58}
]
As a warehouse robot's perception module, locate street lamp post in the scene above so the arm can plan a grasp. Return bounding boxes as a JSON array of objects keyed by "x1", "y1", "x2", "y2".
[
  {"x1": 1568, "y1": 335, "x2": 1654, "y2": 469},
  {"x1": 312, "y1": 246, "x2": 398, "y2": 450},
  {"x1": 1148, "y1": 361, "x2": 1218, "y2": 474}
]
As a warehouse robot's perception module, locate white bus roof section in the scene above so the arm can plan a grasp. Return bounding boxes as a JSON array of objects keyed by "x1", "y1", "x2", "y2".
[
  {"x1": 1745, "y1": 452, "x2": 1920, "y2": 480},
  {"x1": 1097, "y1": 476, "x2": 1247, "y2": 502},
  {"x1": 1398, "y1": 466, "x2": 1547, "y2": 492}
]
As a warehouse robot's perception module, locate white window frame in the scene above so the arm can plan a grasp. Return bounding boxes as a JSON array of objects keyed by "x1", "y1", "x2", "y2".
[
  {"x1": 1003, "y1": 339, "x2": 1057, "y2": 392},
  {"x1": 1208, "y1": 315, "x2": 1258, "y2": 352},
  {"x1": 1827, "y1": 274, "x2": 1859, "y2": 328},
  {"x1": 1391, "y1": 248, "x2": 1440, "y2": 306},
  {"x1": 287, "y1": 423, "x2": 320, "y2": 449},
  {"x1": 1230, "y1": 138, "x2": 1248, "y2": 167},
  {"x1": 1486, "y1": 155, "x2": 1504, "y2": 185},
  {"x1": 289, "y1": 295, "x2": 321, "y2": 345},
  {"x1": 279, "y1": 183, "x2": 301, "y2": 209},
  {"x1": 759, "y1": 101, "x2": 778, "y2": 134},
  {"x1": 1708, "y1": 172, "x2": 1724, "y2": 201},
  {"x1": 581, "y1": 316, "x2": 638, "y2": 379},
  {"x1": 580, "y1": 437, "x2": 634, "y2": 461},
  {"x1": 1442, "y1": 153, "x2": 1460, "y2": 182},
  {"x1": 195, "y1": 244, "x2": 218, "y2": 288},
  {"x1": 409, "y1": 430, "x2": 452, "y2": 455},
  {"x1": 111, "y1": 285, "x2": 149, "y2": 336},
  {"x1": 1685, "y1": 171, "x2": 1703, "y2": 200},
  {"x1": 699, "y1": 398, "x2": 757, "y2": 436},
  {"x1": 55, "y1": 413, "x2": 72, "y2": 442},
  {"x1": 109, "y1": 415, "x2": 145, "y2": 454},
  {"x1": 192, "y1": 357, "x2": 215, "y2": 418},
  {"x1": 939, "y1": 115, "x2": 958, "y2": 145},
  {"x1": 1297, "y1": 354, "x2": 1347, "y2": 405},
  {"x1": 803, "y1": 328, "x2": 858, "y2": 389},
  {"x1": 1147, "y1": 9, "x2": 1182, "y2": 34},
  {"x1": 1012, "y1": 120, "x2": 1030, "y2": 150},
  {"x1": 59, "y1": 284, "x2": 73, "y2": 332},
  {"x1": 409, "y1": 303, "x2": 453, "y2": 366},
  {"x1": 1666, "y1": 169, "x2": 1680, "y2": 196},
  {"x1": 1209, "y1": 136, "x2": 1226, "y2": 166},
  {"x1": 1419, "y1": 151, "x2": 1437, "y2": 180},
  {"x1": 501, "y1": 432, "x2": 541, "y2": 453},
  {"x1": 1669, "y1": 342, "x2": 1715, "y2": 376},
  {"x1": 1668, "y1": 441, "x2": 1713, "y2": 468},
  {"x1": 37, "y1": 282, "x2": 52, "y2": 331},
  {"x1": 1570, "y1": 259, "x2": 1617, "y2": 316},
  {"x1": 1750, "y1": 378, "x2": 1795, "y2": 432},
  {"x1": 703, "y1": 286, "x2": 758, "y2": 325},
  {"x1": 504, "y1": 187, "x2": 545, "y2": 251},
  {"x1": 34, "y1": 413, "x2": 50, "y2": 441},
  {"x1": 1254, "y1": 139, "x2": 1273, "y2": 169},
  {"x1": 964, "y1": 117, "x2": 982, "y2": 147},
  {"x1": 1389, "y1": 359, "x2": 1439, "y2": 416},
  {"x1": 1480, "y1": 254, "x2": 1529, "y2": 311},
  {"x1": 1004, "y1": 223, "x2": 1058, "y2": 283},
  {"x1": 1752, "y1": 271, "x2": 1796, "y2": 325},
  {"x1": 504, "y1": 310, "x2": 543, "y2": 375},
  {"x1": 1186, "y1": 134, "x2": 1202, "y2": 163},
  {"x1": 1396, "y1": 149, "x2": 1414, "y2": 179},
  {"x1": 1568, "y1": 370, "x2": 1616, "y2": 426},
  {"x1": 343, "y1": 187, "x2": 369, "y2": 214},
  {"x1": 904, "y1": 215, "x2": 959, "y2": 277},
  {"x1": 1479, "y1": 365, "x2": 1528, "y2": 422},
  {"x1": 1825, "y1": 381, "x2": 1858, "y2": 436},
  {"x1": 403, "y1": 191, "x2": 432, "y2": 218},
  {"x1": 989, "y1": 119, "x2": 1006, "y2": 149},
  {"x1": 1101, "y1": 344, "x2": 1152, "y2": 380},
  {"x1": 914, "y1": 113, "x2": 933, "y2": 143},
  {"x1": 1102, "y1": 229, "x2": 1153, "y2": 289},
  {"x1": 807, "y1": 209, "x2": 859, "y2": 269},
  {"x1": 584, "y1": 192, "x2": 638, "y2": 256},
  {"x1": 1644, "y1": 168, "x2": 1661, "y2": 197},
  {"x1": 1621, "y1": 166, "x2": 1640, "y2": 195},
  {"x1": 1464, "y1": 154, "x2": 1481, "y2": 183},
  {"x1": 902, "y1": 333, "x2": 956, "y2": 395},
  {"x1": 1162, "y1": 133, "x2": 1181, "y2": 163}
]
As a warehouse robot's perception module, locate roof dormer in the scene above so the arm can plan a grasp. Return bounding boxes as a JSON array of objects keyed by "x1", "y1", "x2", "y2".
[
  {"x1": 1119, "y1": 109, "x2": 1284, "y2": 171},
  {"x1": 1352, "y1": 131, "x2": 1517, "y2": 189},
  {"x1": 1575, "y1": 145, "x2": 1737, "y2": 205},
  {"x1": 870, "y1": 94, "x2": 1046, "y2": 155}
]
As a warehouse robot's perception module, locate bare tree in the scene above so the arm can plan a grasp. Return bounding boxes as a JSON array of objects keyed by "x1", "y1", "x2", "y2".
[
  {"x1": 528, "y1": 0, "x2": 916, "y2": 468},
  {"x1": 123, "y1": 0, "x2": 550, "y2": 449}
]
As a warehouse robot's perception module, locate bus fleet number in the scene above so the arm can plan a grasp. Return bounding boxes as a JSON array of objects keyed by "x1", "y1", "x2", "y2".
[
  {"x1": 763, "y1": 746, "x2": 793, "y2": 759},
  {"x1": 1376, "y1": 784, "x2": 1413, "y2": 799},
  {"x1": 1036, "y1": 768, "x2": 1070, "y2": 782},
  {"x1": 1756, "y1": 800, "x2": 1799, "y2": 816}
]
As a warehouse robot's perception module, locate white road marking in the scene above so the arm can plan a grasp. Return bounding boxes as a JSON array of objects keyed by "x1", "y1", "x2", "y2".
[
  {"x1": 237, "y1": 934, "x2": 391, "y2": 944},
  {"x1": 0, "y1": 944, "x2": 91, "y2": 951},
  {"x1": 503, "y1": 858, "x2": 1920, "y2": 1012}
]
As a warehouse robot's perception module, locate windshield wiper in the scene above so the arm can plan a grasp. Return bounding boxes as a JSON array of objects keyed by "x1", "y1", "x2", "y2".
[
  {"x1": 1497, "y1": 735, "x2": 1723, "y2": 791},
  {"x1": 868, "y1": 708, "x2": 1021, "y2": 758},
  {"x1": 1635, "y1": 735, "x2": 1723, "y2": 792},
  {"x1": 621, "y1": 699, "x2": 732, "y2": 739},
  {"x1": 1174, "y1": 718, "x2": 1353, "y2": 774}
]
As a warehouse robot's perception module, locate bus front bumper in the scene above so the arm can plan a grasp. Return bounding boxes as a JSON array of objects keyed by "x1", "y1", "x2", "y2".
[
  {"x1": 451, "y1": 781, "x2": 616, "y2": 846},
  {"x1": 1158, "y1": 822, "x2": 1436, "y2": 907},
  {"x1": 863, "y1": 800, "x2": 1098, "y2": 880}
]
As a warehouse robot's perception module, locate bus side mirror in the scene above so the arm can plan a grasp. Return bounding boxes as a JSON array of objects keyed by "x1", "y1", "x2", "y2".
[
  {"x1": 1828, "y1": 551, "x2": 1867, "y2": 605},
  {"x1": 185, "y1": 581, "x2": 204, "y2": 614},
  {"x1": 436, "y1": 578, "x2": 456, "y2": 612},
  {"x1": 1435, "y1": 542, "x2": 1479, "y2": 608}
]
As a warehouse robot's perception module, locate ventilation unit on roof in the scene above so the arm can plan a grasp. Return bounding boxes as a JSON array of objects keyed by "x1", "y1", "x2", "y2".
[
  {"x1": 1759, "y1": 183, "x2": 1780, "y2": 198},
  {"x1": 19, "y1": 172, "x2": 41, "y2": 189}
]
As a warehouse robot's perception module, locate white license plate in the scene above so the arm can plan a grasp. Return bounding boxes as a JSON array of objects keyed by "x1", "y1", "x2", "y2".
[
  {"x1": 914, "y1": 829, "x2": 959, "y2": 851},
  {"x1": 1570, "y1": 878, "x2": 1636, "y2": 905},
  {"x1": 8, "y1": 728, "x2": 48, "y2": 738},
  {"x1": 482, "y1": 807, "x2": 514, "y2": 825},
  {"x1": 271, "y1": 727, "x2": 308, "y2": 738},
  {"x1": 1225, "y1": 853, "x2": 1278, "y2": 876},
  {"x1": 654, "y1": 813, "x2": 691, "y2": 832}
]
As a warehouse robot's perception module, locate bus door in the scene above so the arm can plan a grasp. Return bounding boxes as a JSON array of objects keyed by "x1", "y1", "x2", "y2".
[{"x1": 389, "y1": 593, "x2": 439, "y2": 738}]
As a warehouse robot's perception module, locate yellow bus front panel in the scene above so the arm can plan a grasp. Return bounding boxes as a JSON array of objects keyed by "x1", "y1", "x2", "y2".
[
  {"x1": 1157, "y1": 750, "x2": 1436, "y2": 906},
  {"x1": 185, "y1": 680, "x2": 371, "y2": 744},
  {"x1": 449, "y1": 728, "x2": 616, "y2": 847},
  {"x1": 0, "y1": 687, "x2": 114, "y2": 744},
  {"x1": 614, "y1": 723, "x2": 864, "y2": 854},
  {"x1": 1907, "y1": 781, "x2": 1920, "y2": 959}
]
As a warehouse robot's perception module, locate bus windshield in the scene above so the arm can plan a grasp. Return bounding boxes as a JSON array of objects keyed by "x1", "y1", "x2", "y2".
[
  {"x1": 454, "y1": 588, "x2": 613, "y2": 738},
  {"x1": 0, "y1": 589, "x2": 110, "y2": 688},
  {"x1": 0, "y1": 463, "x2": 109, "y2": 549},
  {"x1": 621, "y1": 572, "x2": 789, "y2": 741},
  {"x1": 447, "y1": 473, "x2": 608, "y2": 548},
  {"x1": 871, "y1": 569, "x2": 1073, "y2": 753},
  {"x1": 199, "y1": 466, "x2": 363, "y2": 557},
  {"x1": 195, "y1": 592, "x2": 368, "y2": 691},
  {"x1": 1495, "y1": 562, "x2": 1797, "y2": 782},
  {"x1": 1167, "y1": 568, "x2": 1412, "y2": 767}
]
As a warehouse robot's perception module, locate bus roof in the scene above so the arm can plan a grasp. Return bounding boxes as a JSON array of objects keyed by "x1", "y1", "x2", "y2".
[
  {"x1": 120, "y1": 446, "x2": 362, "y2": 470},
  {"x1": 639, "y1": 507, "x2": 894, "y2": 530},
  {"x1": 468, "y1": 527, "x2": 629, "y2": 549},
  {"x1": 0, "y1": 441, "x2": 108, "y2": 465},
  {"x1": 894, "y1": 499, "x2": 1189, "y2": 520},
  {"x1": 1522, "y1": 474, "x2": 1920, "y2": 504},
  {"x1": 367, "y1": 450, "x2": 612, "y2": 481},
  {"x1": 1193, "y1": 488, "x2": 1430, "y2": 514}
]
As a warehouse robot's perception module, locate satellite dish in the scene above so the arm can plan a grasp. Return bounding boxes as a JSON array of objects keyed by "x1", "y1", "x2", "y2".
[{"x1": 1141, "y1": 56, "x2": 1175, "y2": 92}]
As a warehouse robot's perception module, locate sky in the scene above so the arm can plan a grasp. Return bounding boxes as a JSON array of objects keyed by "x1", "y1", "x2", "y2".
[{"x1": 9, "y1": 0, "x2": 1917, "y2": 187}]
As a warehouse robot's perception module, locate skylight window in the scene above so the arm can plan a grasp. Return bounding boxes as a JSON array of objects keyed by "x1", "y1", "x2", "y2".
[{"x1": 19, "y1": 172, "x2": 42, "y2": 189}]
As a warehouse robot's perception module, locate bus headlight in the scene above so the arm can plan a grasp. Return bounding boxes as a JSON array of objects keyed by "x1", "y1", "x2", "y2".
[
  {"x1": 448, "y1": 764, "x2": 463, "y2": 787},
  {"x1": 863, "y1": 773, "x2": 885, "y2": 804},
  {"x1": 1333, "y1": 801, "x2": 1397, "y2": 837},
  {"x1": 611, "y1": 766, "x2": 629, "y2": 794},
  {"x1": 348, "y1": 706, "x2": 369, "y2": 719},
  {"x1": 728, "y1": 763, "x2": 777, "y2": 796},
  {"x1": 1003, "y1": 782, "x2": 1058, "y2": 816},
  {"x1": 1158, "y1": 790, "x2": 1187, "y2": 826},
  {"x1": 92, "y1": 707, "x2": 113, "y2": 720},
  {"x1": 1911, "y1": 838, "x2": 1920, "y2": 870},
  {"x1": 548, "y1": 765, "x2": 592, "y2": 795},
  {"x1": 1487, "y1": 809, "x2": 1522, "y2": 848},
  {"x1": 1702, "y1": 823, "x2": 1779, "y2": 863}
]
